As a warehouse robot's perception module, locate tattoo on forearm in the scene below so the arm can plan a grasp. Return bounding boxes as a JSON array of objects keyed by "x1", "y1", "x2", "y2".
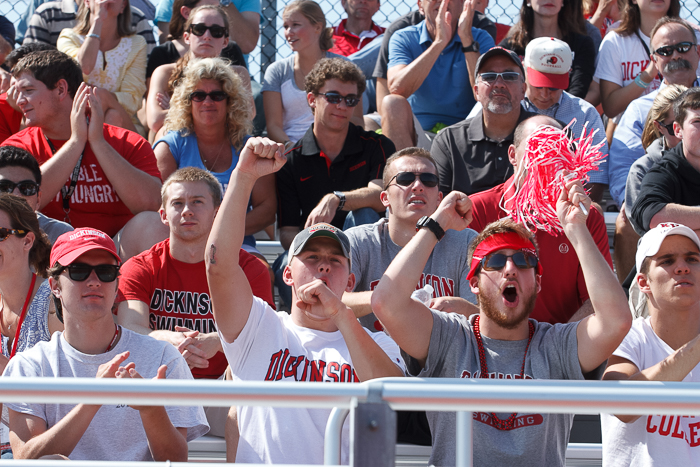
[{"x1": 209, "y1": 244, "x2": 217, "y2": 264}]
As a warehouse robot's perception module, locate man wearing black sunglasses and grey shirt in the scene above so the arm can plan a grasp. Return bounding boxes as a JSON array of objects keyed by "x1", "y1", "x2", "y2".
[
  {"x1": 430, "y1": 47, "x2": 536, "y2": 196},
  {"x1": 274, "y1": 58, "x2": 395, "y2": 308},
  {"x1": 469, "y1": 115, "x2": 613, "y2": 326},
  {"x1": 4, "y1": 228, "x2": 208, "y2": 461},
  {"x1": 0, "y1": 145, "x2": 72, "y2": 243}
]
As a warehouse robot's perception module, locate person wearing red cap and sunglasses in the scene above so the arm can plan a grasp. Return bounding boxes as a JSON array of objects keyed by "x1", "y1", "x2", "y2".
[
  {"x1": 372, "y1": 174, "x2": 631, "y2": 466},
  {"x1": 3, "y1": 227, "x2": 208, "y2": 461}
]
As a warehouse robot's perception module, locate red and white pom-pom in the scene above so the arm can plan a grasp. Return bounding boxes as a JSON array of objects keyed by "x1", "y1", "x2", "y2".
[{"x1": 501, "y1": 120, "x2": 604, "y2": 234}]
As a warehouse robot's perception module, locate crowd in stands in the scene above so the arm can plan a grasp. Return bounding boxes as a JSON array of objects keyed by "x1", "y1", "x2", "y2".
[{"x1": 0, "y1": 0, "x2": 699, "y2": 463}]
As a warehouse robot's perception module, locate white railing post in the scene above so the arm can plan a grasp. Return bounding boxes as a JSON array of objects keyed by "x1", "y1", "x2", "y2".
[
  {"x1": 455, "y1": 411, "x2": 473, "y2": 467},
  {"x1": 324, "y1": 407, "x2": 350, "y2": 465}
]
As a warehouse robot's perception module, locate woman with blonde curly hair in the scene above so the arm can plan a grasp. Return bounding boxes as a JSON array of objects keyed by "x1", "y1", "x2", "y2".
[{"x1": 153, "y1": 58, "x2": 275, "y2": 246}]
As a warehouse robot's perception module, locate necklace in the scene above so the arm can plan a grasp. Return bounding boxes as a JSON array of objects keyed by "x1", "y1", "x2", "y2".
[
  {"x1": 0, "y1": 273, "x2": 37, "y2": 359},
  {"x1": 200, "y1": 139, "x2": 228, "y2": 171},
  {"x1": 105, "y1": 325, "x2": 121, "y2": 353},
  {"x1": 472, "y1": 314, "x2": 535, "y2": 431}
]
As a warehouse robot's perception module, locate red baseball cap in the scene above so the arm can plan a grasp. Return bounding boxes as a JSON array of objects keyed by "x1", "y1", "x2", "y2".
[{"x1": 50, "y1": 228, "x2": 121, "y2": 267}]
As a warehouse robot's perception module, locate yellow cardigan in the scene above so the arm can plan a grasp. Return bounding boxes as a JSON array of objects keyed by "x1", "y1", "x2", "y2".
[{"x1": 58, "y1": 29, "x2": 147, "y2": 117}]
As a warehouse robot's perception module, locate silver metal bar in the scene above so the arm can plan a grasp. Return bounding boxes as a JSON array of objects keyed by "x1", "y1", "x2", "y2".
[
  {"x1": 455, "y1": 411, "x2": 473, "y2": 467},
  {"x1": 323, "y1": 407, "x2": 349, "y2": 465}
]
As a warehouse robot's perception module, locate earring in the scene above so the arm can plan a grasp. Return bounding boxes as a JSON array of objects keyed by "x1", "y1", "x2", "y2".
[{"x1": 527, "y1": 2, "x2": 531, "y2": 6}]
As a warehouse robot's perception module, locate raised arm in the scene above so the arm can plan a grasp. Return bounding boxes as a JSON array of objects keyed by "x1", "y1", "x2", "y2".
[
  {"x1": 372, "y1": 191, "x2": 473, "y2": 365},
  {"x1": 558, "y1": 178, "x2": 632, "y2": 373},
  {"x1": 206, "y1": 137, "x2": 285, "y2": 343}
]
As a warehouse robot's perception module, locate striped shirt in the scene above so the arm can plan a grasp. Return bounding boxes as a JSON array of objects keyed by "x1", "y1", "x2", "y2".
[{"x1": 24, "y1": 0, "x2": 155, "y2": 56}]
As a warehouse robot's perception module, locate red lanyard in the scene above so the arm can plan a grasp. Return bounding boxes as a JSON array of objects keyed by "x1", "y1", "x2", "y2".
[
  {"x1": 472, "y1": 314, "x2": 535, "y2": 431},
  {"x1": 106, "y1": 325, "x2": 120, "y2": 353},
  {"x1": 4, "y1": 273, "x2": 38, "y2": 359}
]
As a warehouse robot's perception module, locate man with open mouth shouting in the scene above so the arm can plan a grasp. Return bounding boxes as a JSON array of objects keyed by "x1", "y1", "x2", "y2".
[{"x1": 372, "y1": 167, "x2": 632, "y2": 466}]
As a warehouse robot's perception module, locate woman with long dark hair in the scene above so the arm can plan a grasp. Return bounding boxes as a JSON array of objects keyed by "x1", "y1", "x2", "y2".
[{"x1": 500, "y1": 0, "x2": 596, "y2": 98}]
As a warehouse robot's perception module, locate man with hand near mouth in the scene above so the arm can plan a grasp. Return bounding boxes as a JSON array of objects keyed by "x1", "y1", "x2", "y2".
[
  {"x1": 602, "y1": 223, "x2": 700, "y2": 465},
  {"x1": 207, "y1": 136, "x2": 405, "y2": 464},
  {"x1": 371, "y1": 160, "x2": 631, "y2": 466},
  {"x1": 469, "y1": 115, "x2": 612, "y2": 325},
  {"x1": 4, "y1": 228, "x2": 208, "y2": 460}
]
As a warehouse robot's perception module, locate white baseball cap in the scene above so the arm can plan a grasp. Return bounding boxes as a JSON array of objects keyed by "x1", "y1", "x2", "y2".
[
  {"x1": 635, "y1": 223, "x2": 700, "y2": 272},
  {"x1": 524, "y1": 37, "x2": 572, "y2": 90}
]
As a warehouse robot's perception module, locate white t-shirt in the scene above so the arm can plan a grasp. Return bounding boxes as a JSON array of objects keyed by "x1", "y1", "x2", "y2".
[
  {"x1": 601, "y1": 317, "x2": 700, "y2": 466},
  {"x1": 4, "y1": 328, "x2": 209, "y2": 461},
  {"x1": 221, "y1": 296, "x2": 405, "y2": 464}
]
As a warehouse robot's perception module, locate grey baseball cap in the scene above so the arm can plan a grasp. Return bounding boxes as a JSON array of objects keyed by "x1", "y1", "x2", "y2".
[
  {"x1": 474, "y1": 46, "x2": 526, "y2": 79},
  {"x1": 288, "y1": 223, "x2": 352, "y2": 267}
]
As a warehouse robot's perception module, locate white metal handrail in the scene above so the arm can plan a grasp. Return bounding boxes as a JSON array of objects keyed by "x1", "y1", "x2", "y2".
[{"x1": 1, "y1": 377, "x2": 699, "y2": 466}]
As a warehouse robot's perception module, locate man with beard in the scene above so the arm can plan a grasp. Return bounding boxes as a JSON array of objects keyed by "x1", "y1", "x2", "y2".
[
  {"x1": 609, "y1": 17, "x2": 700, "y2": 281},
  {"x1": 430, "y1": 47, "x2": 536, "y2": 196},
  {"x1": 469, "y1": 115, "x2": 613, "y2": 325},
  {"x1": 371, "y1": 173, "x2": 632, "y2": 466}
]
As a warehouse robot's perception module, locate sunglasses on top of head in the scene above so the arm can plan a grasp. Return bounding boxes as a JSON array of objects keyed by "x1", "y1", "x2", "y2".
[
  {"x1": 385, "y1": 171, "x2": 439, "y2": 190},
  {"x1": 0, "y1": 180, "x2": 40, "y2": 196},
  {"x1": 653, "y1": 41, "x2": 696, "y2": 57},
  {"x1": 478, "y1": 251, "x2": 539, "y2": 273},
  {"x1": 317, "y1": 92, "x2": 361, "y2": 107},
  {"x1": 188, "y1": 23, "x2": 228, "y2": 38},
  {"x1": 61, "y1": 263, "x2": 120, "y2": 282},
  {"x1": 0, "y1": 227, "x2": 26, "y2": 242},
  {"x1": 189, "y1": 91, "x2": 228, "y2": 102}
]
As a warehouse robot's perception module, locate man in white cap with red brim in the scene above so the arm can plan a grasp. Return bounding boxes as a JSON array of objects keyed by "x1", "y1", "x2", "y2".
[
  {"x1": 4, "y1": 227, "x2": 208, "y2": 461},
  {"x1": 602, "y1": 222, "x2": 700, "y2": 465}
]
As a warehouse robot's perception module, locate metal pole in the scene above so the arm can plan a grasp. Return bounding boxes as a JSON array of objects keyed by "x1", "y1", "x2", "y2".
[
  {"x1": 455, "y1": 411, "x2": 473, "y2": 467},
  {"x1": 323, "y1": 407, "x2": 349, "y2": 465}
]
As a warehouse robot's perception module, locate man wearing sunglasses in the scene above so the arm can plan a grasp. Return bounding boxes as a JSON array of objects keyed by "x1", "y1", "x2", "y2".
[
  {"x1": 0, "y1": 145, "x2": 73, "y2": 243},
  {"x1": 430, "y1": 47, "x2": 537, "y2": 196},
  {"x1": 380, "y1": 0, "x2": 495, "y2": 150},
  {"x1": 610, "y1": 17, "x2": 700, "y2": 283},
  {"x1": 4, "y1": 228, "x2": 209, "y2": 461},
  {"x1": 275, "y1": 58, "x2": 395, "y2": 309},
  {"x1": 207, "y1": 137, "x2": 404, "y2": 464},
  {"x1": 372, "y1": 170, "x2": 631, "y2": 466},
  {"x1": 469, "y1": 115, "x2": 612, "y2": 326}
]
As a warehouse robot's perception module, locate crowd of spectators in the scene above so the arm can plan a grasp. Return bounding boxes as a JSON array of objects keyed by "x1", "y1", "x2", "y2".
[{"x1": 0, "y1": 0, "x2": 698, "y2": 463}]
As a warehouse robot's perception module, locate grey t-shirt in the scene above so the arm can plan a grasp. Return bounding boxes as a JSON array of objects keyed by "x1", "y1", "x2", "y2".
[
  {"x1": 346, "y1": 219, "x2": 478, "y2": 332},
  {"x1": 405, "y1": 310, "x2": 583, "y2": 467},
  {"x1": 5, "y1": 328, "x2": 209, "y2": 461},
  {"x1": 37, "y1": 212, "x2": 73, "y2": 244}
]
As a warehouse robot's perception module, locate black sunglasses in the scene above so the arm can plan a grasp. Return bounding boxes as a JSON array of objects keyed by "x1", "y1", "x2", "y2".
[
  {"x1": 317, "y1": 92, "x2": 361, "y2": 107},
  {"x1": 480, "y1": 252, "x2": 539, "y2": 272},
  {"x1": 189, "y1": 91, "x2": 228, "y2": 102},
  {"x1": 0, "y1": 227, "x2": 26, "y2": 242},
  {"x1": 188, "y1": 23, "x2": 228, "y2": 38},
  {"x1": 653, "y1": 41, "x2": 696, "y2": 57},
  {"x1": 0, "y1": 180, "x2": 39, "y2": 196},
  {"x1": 658, "y1": 120, "x2": 675, "y2": 135},
  {"x1": 385, "y1": 172, "x2": 439, "y2": 190},
  {"x1": 62, "y1": 263, "x2": 120, "y2": 282},
  {"x1": 478, "y1": 72, "x2": 521, "y2": 83}
]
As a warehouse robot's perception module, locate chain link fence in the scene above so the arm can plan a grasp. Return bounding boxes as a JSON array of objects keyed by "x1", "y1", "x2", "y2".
[{"x1": 2, "y1": 0, "x2": 700, "y2": 82}]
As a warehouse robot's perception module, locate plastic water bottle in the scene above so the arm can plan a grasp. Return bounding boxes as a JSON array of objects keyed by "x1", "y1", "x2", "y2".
[{"x1": 411, "y1": 284, "x2": 434, "y2": 306}]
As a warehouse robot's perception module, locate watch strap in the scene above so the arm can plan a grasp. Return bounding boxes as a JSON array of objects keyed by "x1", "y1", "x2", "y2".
[
  {"x1": 416, "y1": 216, "x2": 445, "y2": 241},
  {"x1": 461, "y1": 41, "x2": 479, "y2": 54},
  {"x1": 334, "y1": 191, "x2": 346, "y2": 211}
]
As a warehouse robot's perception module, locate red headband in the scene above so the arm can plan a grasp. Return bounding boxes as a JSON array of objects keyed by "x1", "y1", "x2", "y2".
[{"x1": 466, "y1": 231, "x2": 543, "y2": 280}]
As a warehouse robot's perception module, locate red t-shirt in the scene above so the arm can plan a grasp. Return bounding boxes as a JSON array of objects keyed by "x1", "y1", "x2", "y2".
[
  {"x1": 1, "y1": 124, "x2": 161, "y2": 236},
  {"x1": 329, "y1": 19, "x2": 385, "y2": 56},
  {"x1": 117, "y1": 239, "x2": 275, "y2": 379},
  {"x1": 469, "y1": 177, "x2": 613, "y2": 325},
  {"x1": 0, "y1": 94, "x2": 22, "y2": 144}
]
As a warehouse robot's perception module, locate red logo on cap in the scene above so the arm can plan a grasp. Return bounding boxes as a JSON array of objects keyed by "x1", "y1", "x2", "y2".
[{"x1": 547, "y1": 57, "x2": 558, "y2": 64}]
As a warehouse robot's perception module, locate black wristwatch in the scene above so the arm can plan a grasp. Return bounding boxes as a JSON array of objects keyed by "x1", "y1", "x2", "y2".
[
  {"x1": 461, "y1": 41, "x2": 480, "y2": 54},
  {"x1": 333, "y1": 191, "x2": 346, "y2": 211},
  {"x1": 416, "y1": 216, "x2": 445, "y2": 241}
]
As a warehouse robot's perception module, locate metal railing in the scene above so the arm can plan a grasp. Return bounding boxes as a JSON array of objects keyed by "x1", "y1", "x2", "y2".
[{"x1": 1, "y1": 376, "x2": 700, "y2": 466}]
